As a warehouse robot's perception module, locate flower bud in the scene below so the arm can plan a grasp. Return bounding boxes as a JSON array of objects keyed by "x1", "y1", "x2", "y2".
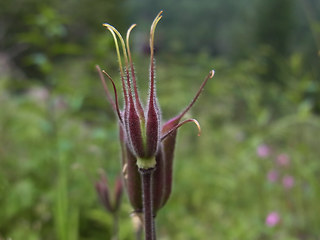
[
  {"x1": 95, "y1": 174, "x2": 113, "y2": 212},
  {"x1": 95, "y1": 173, "x2": 123, "y2": 213}
]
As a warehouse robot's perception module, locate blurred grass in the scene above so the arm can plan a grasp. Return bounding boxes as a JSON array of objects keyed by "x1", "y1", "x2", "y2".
[{"x1": 1, "y1": 48, "x2": 320, "y2": 239}]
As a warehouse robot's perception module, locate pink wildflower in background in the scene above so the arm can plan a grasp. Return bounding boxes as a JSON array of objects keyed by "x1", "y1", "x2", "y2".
[
  {"x1": 28, "y1": 87, "x2": 50, "y2": 102},
  {"x1": 257, "y1": 144, "x2": 271, "y2": 158},
  {"x1": 265, "y1": 211, "x2": 280, "y2": 227},
  {"x1": 267, "y1": 169, "x2": 278, "y2": 183},
  {"x1": 276, "y1": 153, "x2": 290, "y2": 167},
  {"x1": 282, "y1": 175, "x2": 295, "y2": 189}
]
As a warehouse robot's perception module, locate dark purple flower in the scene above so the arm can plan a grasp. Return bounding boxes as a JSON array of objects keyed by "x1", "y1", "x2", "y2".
[{"x1": 97, "y1": 11, "x2": 214, "y2": 214}]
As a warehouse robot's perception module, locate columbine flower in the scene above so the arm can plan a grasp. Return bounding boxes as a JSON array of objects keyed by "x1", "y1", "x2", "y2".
[
  {"x1": 97, "y1": 11, "x2": 214, "y2": 214},
  {"x1": 265, "y1": 211, "x2": 280, "y2": 227}
]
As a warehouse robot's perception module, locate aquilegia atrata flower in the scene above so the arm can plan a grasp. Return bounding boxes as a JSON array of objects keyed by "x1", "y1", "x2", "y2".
[{"x1": 96, "y1": 10, "x2": 214, "y2": 215}]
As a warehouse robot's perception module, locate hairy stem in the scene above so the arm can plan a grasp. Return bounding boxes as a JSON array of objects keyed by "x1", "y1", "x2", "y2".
[
  {"x1": 139, "y1": 168, "x2": 156, "y2": 240},
  {"x1": 153, "y1": 216, "x2": 157, "y2": 240}
]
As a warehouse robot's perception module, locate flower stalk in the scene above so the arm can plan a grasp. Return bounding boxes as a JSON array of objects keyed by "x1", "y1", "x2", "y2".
[{"x1": 139, "y1": 167, "x2": 156, "y2": 240}]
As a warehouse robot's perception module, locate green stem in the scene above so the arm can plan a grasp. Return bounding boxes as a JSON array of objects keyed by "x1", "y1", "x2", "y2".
[
  {"x1": 136, "y1": 226, "x2": 143, "y2": 240},
  {"x1": 111, "y1": 213, "x2": 119, "y2": 240},
  {"x1": 139, "y1": 168, "x2": 155, "y2": 240}
]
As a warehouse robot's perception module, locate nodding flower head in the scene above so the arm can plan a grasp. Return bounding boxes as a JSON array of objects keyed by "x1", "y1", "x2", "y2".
[{"x1": 97, "y1": 11, "x2": 214, "y2": 212}]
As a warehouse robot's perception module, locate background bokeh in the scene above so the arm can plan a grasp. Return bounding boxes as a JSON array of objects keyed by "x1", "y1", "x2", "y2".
[{"x1": 1, "y1": 0, "x2": 320, "y2": 239}]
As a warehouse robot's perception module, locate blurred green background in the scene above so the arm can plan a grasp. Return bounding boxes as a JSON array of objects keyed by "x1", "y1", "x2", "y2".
[{"x1": 1, "y1": 0, "x2": 320, "y2": 239}]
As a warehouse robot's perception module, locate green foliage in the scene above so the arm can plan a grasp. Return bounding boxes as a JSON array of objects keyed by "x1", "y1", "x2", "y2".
[
  {"x1": 0, "y1": 0, "x2": 125, "y2": 82},
  {"x1": 1, "y1": 0, "x2": 320, "y2": 239},
  {"x1": 1, "y1": 49, "x2": 320, "y2": 239}
]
